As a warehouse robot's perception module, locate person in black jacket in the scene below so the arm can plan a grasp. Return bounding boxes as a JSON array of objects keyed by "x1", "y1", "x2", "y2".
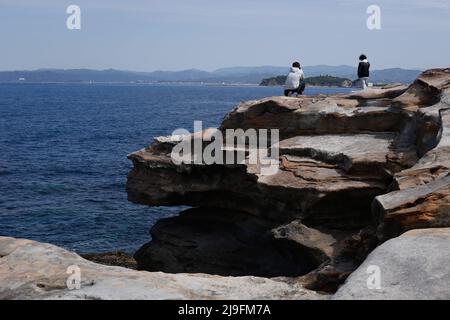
[{"x1": 358, "y1": 54, "x2": 370, "y2": 90}]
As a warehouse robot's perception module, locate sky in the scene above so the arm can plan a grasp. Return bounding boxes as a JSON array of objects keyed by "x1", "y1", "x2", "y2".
[{"x1": 0, "y1": 0, "x2": 449, "y2": 71}]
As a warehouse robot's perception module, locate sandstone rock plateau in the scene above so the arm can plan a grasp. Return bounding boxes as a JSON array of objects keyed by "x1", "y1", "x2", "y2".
[{"x1": 127, "y1": 69, "x2": 450, "y2": 296}]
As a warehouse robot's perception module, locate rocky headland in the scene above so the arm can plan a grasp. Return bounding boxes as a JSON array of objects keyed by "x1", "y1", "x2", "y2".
[
  {"x1": 1, "y1": 68, "x2": 449, "y2": 300},
  {"x1": 260, "y1": 75, "x2": 354, "y2": 87}
]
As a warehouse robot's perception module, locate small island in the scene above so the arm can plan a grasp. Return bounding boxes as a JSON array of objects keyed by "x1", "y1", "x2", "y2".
[{"x1": 260, "y1": 75, "x2": 354, "y2": 88}]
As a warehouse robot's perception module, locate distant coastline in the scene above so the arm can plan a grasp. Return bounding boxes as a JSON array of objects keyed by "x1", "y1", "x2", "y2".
[
  {"x1": 0, "y1": 81, "x2": 263, "y2": 87},
  {"x1": 260, "y1": 75, "x2": 354, "y2": 88},
  {"x1": 0, "y1": 66, "x2": 422, "y2": 86}
]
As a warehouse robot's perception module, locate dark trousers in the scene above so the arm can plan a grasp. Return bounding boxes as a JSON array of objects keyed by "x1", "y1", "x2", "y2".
[{"x1": 284, "y1": 81, "x2": 306, "y2": 96}]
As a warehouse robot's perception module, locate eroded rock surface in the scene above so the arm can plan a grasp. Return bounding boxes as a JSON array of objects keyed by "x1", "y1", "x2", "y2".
[
  {"x1": 126, "y1": 69, "x2": 450, "y2": 294},
  {"x1": 219, "y1": 95, "x2": 406, "y2": 138},
  {"x1": 333, "y1": 228, "x2": 450, "y2": 300},
  {"x1": 374, "y1": 69, "x2": 450, "y2": 241},
  {"x1": 135, "y1": 208, "x2": 321, "y2": 277},
  {"x1": 0, "y1": 237, "x2": 326, "y2": 300}
]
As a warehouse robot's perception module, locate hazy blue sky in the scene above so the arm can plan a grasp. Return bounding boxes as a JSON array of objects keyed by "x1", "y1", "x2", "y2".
[{"x1": 1, "y1": 0, "x2": 449, "y2": 71}]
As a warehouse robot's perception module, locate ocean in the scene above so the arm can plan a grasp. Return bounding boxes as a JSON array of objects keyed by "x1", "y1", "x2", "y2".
[{"x1": 0, "y1": 83, "x2": 351, "y2": 254}]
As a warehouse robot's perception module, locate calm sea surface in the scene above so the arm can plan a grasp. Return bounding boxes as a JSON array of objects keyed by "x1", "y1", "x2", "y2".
[{"x1": 0, "y1": 83, "x2": 351, "y2": 253}]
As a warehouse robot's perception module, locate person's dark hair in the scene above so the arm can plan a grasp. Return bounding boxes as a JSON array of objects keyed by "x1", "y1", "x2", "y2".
[
  {"x1": 359, "y1": 54, "x2": 367, "y2": 61},
  {"x1": 292, "y1": 62, "x2": 301, "y2": 68}
]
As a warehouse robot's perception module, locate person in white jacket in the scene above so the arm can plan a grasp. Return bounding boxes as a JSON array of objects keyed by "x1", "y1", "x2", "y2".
[{"x1": 284, "y1": 62, "x2": 305, "y2": 96}]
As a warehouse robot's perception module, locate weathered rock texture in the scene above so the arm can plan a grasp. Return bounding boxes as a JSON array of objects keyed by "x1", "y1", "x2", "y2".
[
  {"x1": 135, "y1": 207, "x2": 322, "y2": 277},
  {"x1": 0, "y1": 237, "x2": 326, "y2": 300},
  {"x1": 126, "y1": 69, "x2": 450, "y2": 294},
  {"x1": 333, "y1": 228, "x2": 450, "y2": 300},
  {"x1": 373, "y1": 69, "x2": 450, "y2": 241}
]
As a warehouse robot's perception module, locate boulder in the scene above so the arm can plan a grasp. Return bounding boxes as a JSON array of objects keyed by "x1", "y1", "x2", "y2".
[{"x1": 333, "y1": 228, "x2": 450, "y2": 300}]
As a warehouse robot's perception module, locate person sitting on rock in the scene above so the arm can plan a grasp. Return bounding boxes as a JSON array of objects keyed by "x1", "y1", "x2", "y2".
[
  {"x1": 284, "y1": 62, "x2": 305, "y2": 97},
  {"x1": 358, "y1": 54, "x2": 371, "y2": 90}
]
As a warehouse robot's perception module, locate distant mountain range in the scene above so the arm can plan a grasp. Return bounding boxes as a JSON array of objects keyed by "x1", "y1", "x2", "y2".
[{"x1": 0, "y1": 66, "x2": 422, "y2": 85}]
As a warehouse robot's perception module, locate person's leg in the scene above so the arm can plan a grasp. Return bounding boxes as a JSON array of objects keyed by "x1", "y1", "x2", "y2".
[
  {"x1": 360, "y1": 78, "x2": 367, "y2": 90},
  {"x1": 298, "y1": 81, "x2": 306, "y2": 95}
]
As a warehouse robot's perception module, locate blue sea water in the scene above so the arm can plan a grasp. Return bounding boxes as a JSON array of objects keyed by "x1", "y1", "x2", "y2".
[{"x1": 0, "y1": 83, "x2": 351, "y2": 254}]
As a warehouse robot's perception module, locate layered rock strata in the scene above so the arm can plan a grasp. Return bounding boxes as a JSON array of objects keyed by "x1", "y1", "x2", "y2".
[{"x1": 127, "y1": 69, "x2": 450, "y2": 292}]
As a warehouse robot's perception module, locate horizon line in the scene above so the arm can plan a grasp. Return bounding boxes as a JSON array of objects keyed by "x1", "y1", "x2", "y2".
[{"x1": 0, "y1": 65, "x2": 426, "y2": 73}]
